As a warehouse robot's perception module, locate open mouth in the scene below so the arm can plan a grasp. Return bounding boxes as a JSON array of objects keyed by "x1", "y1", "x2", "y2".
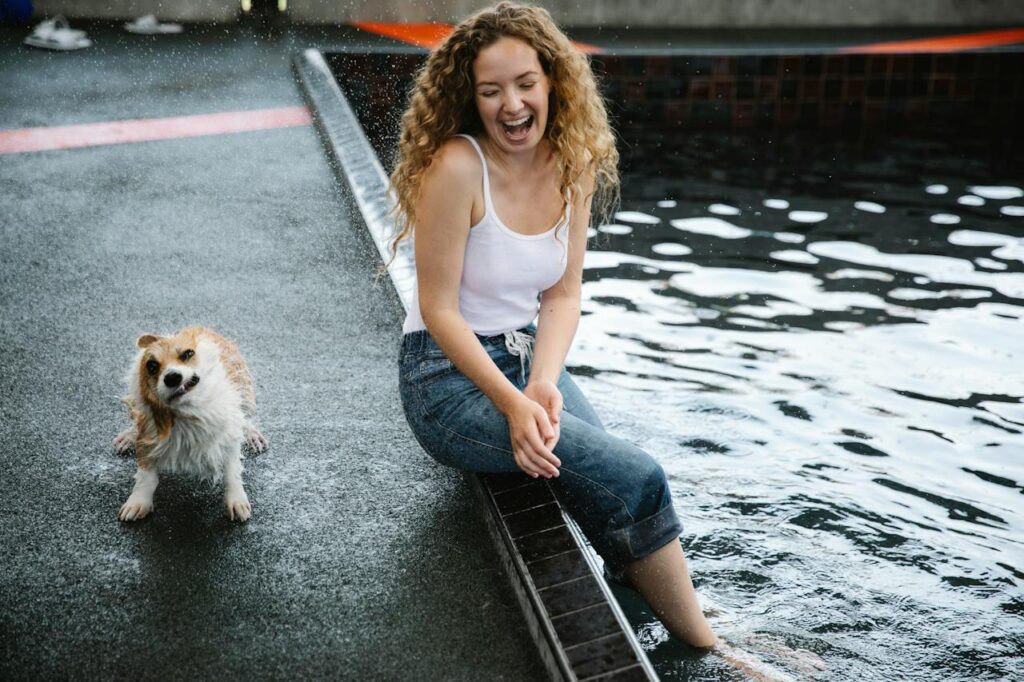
[
  {"x1": 168, "y1": 375, "x2": 200, "y2": 401},
  {"x1": 501, "y1": 115, "x2": 533, "y2": 142}
]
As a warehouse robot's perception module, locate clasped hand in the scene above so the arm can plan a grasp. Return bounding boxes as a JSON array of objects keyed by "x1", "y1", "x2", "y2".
[{"x1": 506, "y1": 379, "x2": 563, "y2": 479}]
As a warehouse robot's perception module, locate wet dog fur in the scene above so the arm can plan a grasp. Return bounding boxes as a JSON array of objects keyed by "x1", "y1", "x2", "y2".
[{"x1": 114, "y1": 326, "x2": 267, "y2": 522}]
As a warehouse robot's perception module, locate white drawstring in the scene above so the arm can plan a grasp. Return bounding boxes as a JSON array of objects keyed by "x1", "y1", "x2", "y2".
[{"x1": 503, "y1": 329, "x2": 534, "y2": 383}]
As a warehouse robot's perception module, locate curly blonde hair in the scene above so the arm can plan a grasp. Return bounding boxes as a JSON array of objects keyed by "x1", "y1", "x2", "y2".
[{"x1": 386, "y1": 1, "x2": 619, "y2": 264}]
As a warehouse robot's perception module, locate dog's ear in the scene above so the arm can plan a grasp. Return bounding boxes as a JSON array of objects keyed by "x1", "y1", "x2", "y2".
[{"x1": 137, "y1": 334, "x2": 160, "y2": 348}]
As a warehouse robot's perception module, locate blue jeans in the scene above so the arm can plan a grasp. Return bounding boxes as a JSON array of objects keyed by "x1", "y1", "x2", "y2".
[{"x1": 398, "y1": 325, "x2": 683, "y2": 577}]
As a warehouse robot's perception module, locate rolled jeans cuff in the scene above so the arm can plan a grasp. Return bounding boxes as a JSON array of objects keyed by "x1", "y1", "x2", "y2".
[{"x1": 603, "y1": 502, "x2": 684, "y2": 582}]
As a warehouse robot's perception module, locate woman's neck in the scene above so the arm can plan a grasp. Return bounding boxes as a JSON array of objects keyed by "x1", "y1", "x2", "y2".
[{"x1": 481, "y1": 136, "x2": 553, "y2": 176}]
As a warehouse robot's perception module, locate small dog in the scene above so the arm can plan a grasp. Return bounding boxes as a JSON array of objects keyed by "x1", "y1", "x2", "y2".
[{"x1": 114, "y1": 326, "x2": 267, "y2": 522}]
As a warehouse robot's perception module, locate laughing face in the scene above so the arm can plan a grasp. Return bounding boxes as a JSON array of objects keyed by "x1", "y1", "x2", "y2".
[{"x1": 472, "y1": 36, "x2": 551, "y2": 153}]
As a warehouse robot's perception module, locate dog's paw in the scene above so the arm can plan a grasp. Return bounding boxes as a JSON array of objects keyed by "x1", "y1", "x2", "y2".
[
  {"x1": 225, "y1": 493, "x2": 252, "y2": 522},
  {"x1": 118, "y1": 498, "x2": 153, "y2": 521},
  {"x1": 243, "y1": 427, "x2": 268, "y2": 454},
  {"x1": 113, "y1": 428, "x2": 136, "y2": 455}
]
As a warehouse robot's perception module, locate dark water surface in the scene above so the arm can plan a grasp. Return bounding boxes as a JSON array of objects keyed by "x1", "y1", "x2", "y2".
[{"x1": 573, "y1": 133, "x2": 1023, "y2": 680}]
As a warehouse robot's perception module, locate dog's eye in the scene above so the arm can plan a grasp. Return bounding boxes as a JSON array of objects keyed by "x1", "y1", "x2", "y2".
[
  {"x1": 146, "y1": 359, "x2": 160, "y2": 376},
  {"x1": 179, "y1": 349, "x2": 195, "y2": 362}
]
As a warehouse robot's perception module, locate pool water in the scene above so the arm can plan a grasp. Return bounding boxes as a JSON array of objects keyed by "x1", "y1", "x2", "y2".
[{"x1": 572, "y1": 132, "x2": 1023, "y2": 680}]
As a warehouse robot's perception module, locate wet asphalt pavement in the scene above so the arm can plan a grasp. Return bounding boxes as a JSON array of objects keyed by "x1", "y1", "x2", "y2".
[{"x1": 0, "y1": 22, "x2": 546, "y2": 680}]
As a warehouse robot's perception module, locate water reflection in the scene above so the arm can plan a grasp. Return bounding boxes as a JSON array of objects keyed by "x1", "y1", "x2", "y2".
[{"x1": 577, "y1": 132, "x2": 1023, "y2": 679}]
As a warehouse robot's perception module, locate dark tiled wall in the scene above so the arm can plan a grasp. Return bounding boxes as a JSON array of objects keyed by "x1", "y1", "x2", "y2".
[
  {"x1": 597, "y1": 52, "x2": 1023, "y2": 135},
  {"x1": 326, "y1": 49, "x2": 1023, "y2": 161}
]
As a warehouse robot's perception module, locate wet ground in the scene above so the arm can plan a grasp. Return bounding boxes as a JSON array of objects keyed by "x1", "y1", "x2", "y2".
[{"x1": 0, "y1": 22, "x2": 546, "y2": 680}]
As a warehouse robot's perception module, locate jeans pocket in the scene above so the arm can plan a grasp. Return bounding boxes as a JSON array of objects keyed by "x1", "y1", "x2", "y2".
[{"x1": 404, "y1": 353, "x2": 456, "y2": 384}]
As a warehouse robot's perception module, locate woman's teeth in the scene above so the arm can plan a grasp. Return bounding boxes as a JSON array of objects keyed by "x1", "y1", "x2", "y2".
[{"x1": 502, "y1": 115, "x2": 533, "y2": 139}]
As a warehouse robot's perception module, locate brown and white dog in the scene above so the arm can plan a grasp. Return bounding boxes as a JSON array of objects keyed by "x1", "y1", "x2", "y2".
[{"x1": 114, "y1": 326, "x2": 267, "y2": 522}]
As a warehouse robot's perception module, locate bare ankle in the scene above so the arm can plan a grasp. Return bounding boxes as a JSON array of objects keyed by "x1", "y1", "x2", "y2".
[{"x1": 689, "y1": 631, "x2": 718, "y2": 649}]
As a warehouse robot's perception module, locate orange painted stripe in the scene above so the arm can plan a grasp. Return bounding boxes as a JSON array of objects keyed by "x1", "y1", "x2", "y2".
[
  {"x1": 352, "y1": 21, "x2": 602, "y2": 54},
  {"x1": 0, "y1": 106, "x2": 312, "y2": 155},
  {"x1": 352, "y1": 22, "x2": 454, "y2": 49},
  {"x1": 841, "y1": 27, "x2": 1024, "y2": 54}
]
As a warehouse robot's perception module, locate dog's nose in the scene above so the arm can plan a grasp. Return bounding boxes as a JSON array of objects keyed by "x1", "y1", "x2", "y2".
[{"x1": 164, "y1": 371, "x2": 182, "y2": 388}]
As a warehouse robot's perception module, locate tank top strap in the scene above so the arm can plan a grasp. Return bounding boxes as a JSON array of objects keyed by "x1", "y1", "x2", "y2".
[{"x1": 455, "y1": 134, "x2": 494, "y2": 214}]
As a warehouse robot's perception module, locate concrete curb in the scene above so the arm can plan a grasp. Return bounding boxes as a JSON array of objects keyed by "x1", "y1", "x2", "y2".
[{"x1": 292, "y1": 48, "x2": 657, "y2": 681}]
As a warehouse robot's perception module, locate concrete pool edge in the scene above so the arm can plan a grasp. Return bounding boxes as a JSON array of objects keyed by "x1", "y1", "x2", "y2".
[{"x1": 291, "y1": 48, "x2": 657, "y2": 681}]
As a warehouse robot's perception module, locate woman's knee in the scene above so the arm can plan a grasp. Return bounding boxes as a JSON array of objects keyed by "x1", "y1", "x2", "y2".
[{"x1": 631, "y1": 452, "x2": 673, "y2": 519}]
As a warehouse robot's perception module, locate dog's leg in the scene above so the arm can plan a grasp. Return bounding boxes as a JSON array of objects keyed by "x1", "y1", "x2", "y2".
[
  {"x1": 119, "y1": 466, "x2": 158, "y2": 521},
  {"x1": 113, "y1": 426, "x2": 137, "y2": 454},
  {"x1": 223, "y1": 449, "x2": 251, "y2": 522},
  {"x1": 243, "y1": 421, "x2": 268, "y2": 454}
]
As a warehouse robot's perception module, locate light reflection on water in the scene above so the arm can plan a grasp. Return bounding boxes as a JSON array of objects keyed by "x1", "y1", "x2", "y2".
[{"x1": 574, "y1": 134, "x2": 1023, "y2": 680}]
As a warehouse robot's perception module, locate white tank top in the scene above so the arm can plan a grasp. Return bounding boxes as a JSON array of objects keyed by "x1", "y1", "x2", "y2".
[{"x1": 402, "y1": 134, "x2": 571, "y2": 337}]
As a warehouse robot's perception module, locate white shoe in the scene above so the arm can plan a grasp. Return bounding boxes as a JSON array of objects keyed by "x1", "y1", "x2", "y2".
[
  {"x1": 124, "y1": 15, "x2": 183, "y2": 35},
  {"x1": 23, "y1": 15, "x2": 92, "y2": 51}
]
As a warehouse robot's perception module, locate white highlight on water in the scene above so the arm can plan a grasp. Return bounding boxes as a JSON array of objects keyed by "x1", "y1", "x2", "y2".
[
  {"x1": 788, "y1": 210, "x2": 828, "y2": 223},
  {"x1": 615, "y1": 210, "x2": 661, "y2": 224},
  {"x1": 1001, "y1": 205, "x2": 1024, "y2": 217},
  {"x1": 584, "y1": 250, "x2": 693, "y2": 273},
  {"x1": 652, "y1": 242, "x2": 693, "y2": 256},
  {"x1": 657, "y1": 199, "x2": 677, "y2": 208},
  {"x1": 854, "y1": 201, "x2": 886, "y2": 213},
  {"x1": 925, "y1": 184, "x2": 949, "y2": 194},
  {"x1": 930, "y1": 213, "x2": 961, "y2": 225},
  {"x1": 771, "y1": 250, "x2": 820, "y2": 265},
  {"x1": 824, "y1": 320, "x2": 865, "y2": 331},
  {"x1": 808, "y1": 240, "x2": 1024, "y2": 298},
  {"x1": 599, "y1": 223, "x2": 634, "y2": 235},
  {"x1": 889, "y1": 288, "x2": 991, "y2": 301},
  {"x1": 774, "y1": 232, "x2": 806, "y2": 244},
  {"x1": 826, "y1": 268, "x2": 896, "y2": 282},
  {"x1": 764, "y1": 198, "x2": 790, "y2": 210},
  {"x1": 957, "y1": 195, "x2": 985, "y2": 206},
  {"x1": 709, "y1": 203, "x2": 741, "y2": 216},
  {"x1": 975, "y1": 257, "x2": 1008, "y2": 271},
  {"x1": 967, "y1": 185, "x2": 1023, "y2": 200},
  {"x1": 670, "y1": 217, "x2": 752, "y2": 239},
  {"x1": 946, "y1": 228, "x2": 1019, "y2": 260},
  {"x1": 948, "y1": 229, "x2": 1015, "y2": 247}
]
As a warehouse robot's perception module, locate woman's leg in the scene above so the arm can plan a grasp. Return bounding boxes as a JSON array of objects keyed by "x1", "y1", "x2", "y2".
[
  {"x1": 555, "y1": 368, "x2": 605, "y2": 430},
  {"x1": 625, "y1": 540, "x2": 718, "y2": 648},
  {"x1": 555, "y1": 369, "x2": 717, "y2": 648},
  {"x1": 402, "y1": 340, "x2": 717, "y2": 649},
  {"x1": 415, "y1": 385, "x2": 718, "y2": 646}
]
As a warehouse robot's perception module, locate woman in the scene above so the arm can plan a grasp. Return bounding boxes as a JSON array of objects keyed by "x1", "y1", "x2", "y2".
[{"x1": 388, "y1": 2, "x2": 718, "y2": 650}]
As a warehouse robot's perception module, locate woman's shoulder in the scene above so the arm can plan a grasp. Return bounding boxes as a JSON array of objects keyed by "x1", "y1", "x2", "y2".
[{"x1": 427, "y1": 136, "x2": 483, "y2": 181}]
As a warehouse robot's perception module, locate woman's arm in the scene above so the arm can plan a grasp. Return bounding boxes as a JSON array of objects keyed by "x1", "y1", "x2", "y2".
[
  {"x1": 415, "y1": 140, "x2": 560, "y2": 478},
  {"x1": 526, "y1": 172, "x2": 595, "y2": 420}
]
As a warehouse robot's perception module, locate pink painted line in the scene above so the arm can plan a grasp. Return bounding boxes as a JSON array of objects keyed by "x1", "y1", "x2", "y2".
[{"x1": 0, "y1": 106, "x2": 313, "y2": 155}]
